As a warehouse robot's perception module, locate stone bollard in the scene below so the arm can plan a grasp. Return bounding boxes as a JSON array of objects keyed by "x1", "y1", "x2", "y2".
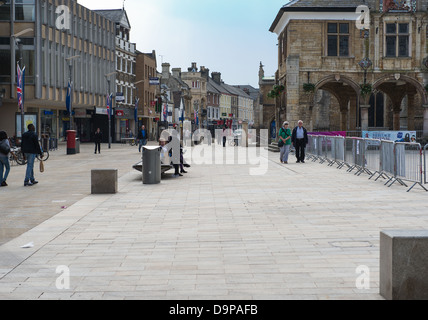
[
  {"x1": 380, "y1": 230, "x2": 428, "y2": 300},
  {"x1": 91, "y1": 169, "x2": 118, "y2": 194}
]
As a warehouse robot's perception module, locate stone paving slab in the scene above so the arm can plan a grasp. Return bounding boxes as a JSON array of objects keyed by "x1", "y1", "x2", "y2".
[{"x1": 1, "y1": 142, "x2": 428, "y2": 300}]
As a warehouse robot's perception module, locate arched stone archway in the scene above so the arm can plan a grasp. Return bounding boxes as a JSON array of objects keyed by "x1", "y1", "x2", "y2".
[
  {"x1": 373, "y1": 75, "x2": 428, "y2": 131},
  {"x1": 314, "y1": 75, "x2": 360, "y2": 131}
]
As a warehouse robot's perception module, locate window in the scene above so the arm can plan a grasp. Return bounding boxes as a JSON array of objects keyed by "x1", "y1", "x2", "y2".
[
  {"x1": 0, "y1": 1, "x2": 11, "y2": 21},
  {"x1": 327, "y1": 23, "x2": 349, "y2": 57},
  {"x1": 0, "y1": 49, "x2": 11, "y2": 83},
  {"x1": 15, "y1": 0, "x2": 35, "y2": 21},
  {"x1": 385, "y1": 23, "x2": 409, "y2": 57}
]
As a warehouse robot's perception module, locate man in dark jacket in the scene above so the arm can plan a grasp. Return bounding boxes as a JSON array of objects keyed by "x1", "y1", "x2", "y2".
[
  {"x1": 94, "y1": 128, "x2": 102, "y2": 154},
  {"x1": 21, "y1": 124, "x2": 43, "y2": 186},
  {"x1": 291, "y1": 120, "x2": 309, "y2": 163}
]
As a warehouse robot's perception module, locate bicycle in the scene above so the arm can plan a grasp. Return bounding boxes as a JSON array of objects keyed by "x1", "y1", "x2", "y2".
[
  {"x1": 37, "y1": 149, "x2": 49, "y2": 162},
  {"x1": 9, "y1": 147, "x2": 26, "y2": 165}
]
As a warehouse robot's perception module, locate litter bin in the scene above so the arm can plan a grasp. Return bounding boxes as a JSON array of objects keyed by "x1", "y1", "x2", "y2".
[
  {"x1": 142, "y1": 146, "x2": 161, "y2": 184},
  {"x1": 66, "y1": 130, "x2": 77, "y2": 155},
  {"x1": 75, "y1": 138, "x2": 80, "y2": 154}
]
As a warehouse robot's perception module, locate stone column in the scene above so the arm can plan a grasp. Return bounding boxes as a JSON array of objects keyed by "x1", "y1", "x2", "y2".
[
  {"x1": 360, "y1": 105, "x2": 370, "y2": 131},
  {"x1": 340, "y1": 108, "x2": 348, "y2": 131},
  {"x1": 423, "y1": 104, "x2": 428, "y2": 137},
  {"x1": 407, "y1": 95, "x2": 415, "y2": 131},
  {"x1": 349, "y1": 97, "x2": 357, "y2": 131},
  {"x1": 393, "y1": 110, "x2": 401, "y2": 131}
]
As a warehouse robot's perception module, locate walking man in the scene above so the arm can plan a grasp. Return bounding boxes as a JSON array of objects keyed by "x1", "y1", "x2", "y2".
[
  {"x1": 291, "y1": 120, "x2": 309, "y2": 163},
  {"x1": 138, "y1": 125, "x2": 148, "y2": 152},
  {"x1": 21, "y1": 124, "x2": 43, "y2": 187},
  {"x1": 94, "y1": 128, "x2": 102, "y2": 154}
]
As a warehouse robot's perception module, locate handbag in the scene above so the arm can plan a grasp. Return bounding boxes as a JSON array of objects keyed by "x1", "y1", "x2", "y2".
[
  {"x1": 0, "y1": 140, "x2": 10, "y2": 155},
  {"x1": 40, "y1": 160, "x2": 45, "y2": 173}
]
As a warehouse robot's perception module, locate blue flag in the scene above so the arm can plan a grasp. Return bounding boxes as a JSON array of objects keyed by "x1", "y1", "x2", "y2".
[{"x1": 66, "y1": 80, "x2": 72, "y2": 114}]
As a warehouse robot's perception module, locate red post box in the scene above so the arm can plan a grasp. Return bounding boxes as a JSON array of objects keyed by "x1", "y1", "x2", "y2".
[{"x1": 67, "y1": 130, "x2": 77, "y2": 155}]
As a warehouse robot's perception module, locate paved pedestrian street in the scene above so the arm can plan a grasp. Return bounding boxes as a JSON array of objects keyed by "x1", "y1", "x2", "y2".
[{"x1": 1, "y1": 142, "x2": 428, "y2": 300}]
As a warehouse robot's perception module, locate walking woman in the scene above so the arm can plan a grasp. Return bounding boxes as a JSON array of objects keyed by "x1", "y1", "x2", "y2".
[{"x1": 0, "y1": 131, "x2": 11, "y2": 187}]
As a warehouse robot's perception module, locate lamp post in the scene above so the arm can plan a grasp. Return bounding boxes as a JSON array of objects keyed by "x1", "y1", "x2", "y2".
[
  {"x1": 105, "y1": 72, "x2": 117, "y2": 149},
  {"x1": 12, "y1": 28, "x2": 33, "y2": 137},
  {"x1": 65, "y1": 55, "x2": 80, "y2": 131}
]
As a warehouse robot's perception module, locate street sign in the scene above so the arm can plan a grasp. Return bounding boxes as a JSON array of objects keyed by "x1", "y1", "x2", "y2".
[
  {"x1": 116, "y1": 93, "x2": 125, "y2": 102},
  {"x1": 149, "y1": 77, "x2": 160, "y2": 85}
]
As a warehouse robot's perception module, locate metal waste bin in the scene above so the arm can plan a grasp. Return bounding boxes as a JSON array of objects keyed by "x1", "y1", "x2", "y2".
[
  {"x1": 75, "y1": 138, "x2": 80, "y2": 154},
  {"x1": 142, "y1": 146, "x2": 161, "y2": 184}
]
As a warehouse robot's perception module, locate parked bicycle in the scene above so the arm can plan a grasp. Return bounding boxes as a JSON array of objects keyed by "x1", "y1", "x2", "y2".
[{"x1": 9, "y1": 147, "x2": 26, "y2": 165}]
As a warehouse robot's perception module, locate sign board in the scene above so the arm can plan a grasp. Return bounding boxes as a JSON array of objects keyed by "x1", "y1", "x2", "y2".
[
  {"x1": 116, "y1": 93, "x2": 125, "y2": 102},
  {"x1": 149, "y1": 77, "x2": 160, "y2": 86},
  {"x1": 96, "y1": 107, "x2": 109, "y2": 115},
  {"x1": 116, "y1": 110, "x2": 124, "y2": 116},
  {"x1": 362, "y1": 131, "x2": 417, "y2": 142}
]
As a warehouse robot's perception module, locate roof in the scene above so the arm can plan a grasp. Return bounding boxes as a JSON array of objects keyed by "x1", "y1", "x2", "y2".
[
  {"x1": 270, "y1": 0, "x2": 370, "y2": 32},
  {"x1": 222, "y1": 83, "x2": 255, "y2": 100},
  {"x1": 233, "y1": 85, "x2": 260, "y2": 101},
  {"x1": 94, "y1": 9, "x2": 131, "y2": 29}
]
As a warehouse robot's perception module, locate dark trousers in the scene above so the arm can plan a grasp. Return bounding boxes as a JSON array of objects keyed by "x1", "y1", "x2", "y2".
[
  {"x1": 95, "y1": 142, "x2": 101, "y2": 154},
  {"x1": 295, "y1": 139, "x2": 306, "y2": 162},
  {"x1": 223, "y1": 137, "x2": 226, "y2": 147}
]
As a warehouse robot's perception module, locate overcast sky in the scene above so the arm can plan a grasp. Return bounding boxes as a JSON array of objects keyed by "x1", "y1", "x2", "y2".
[{"x1": 77, "y1": 0, "x2": 284, "y2": 88}]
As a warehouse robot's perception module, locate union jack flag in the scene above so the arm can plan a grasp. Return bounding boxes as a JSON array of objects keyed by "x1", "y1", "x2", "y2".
[
  {"x1": 163, "y1": 103, "x2": 167, "y2": 122},
  {"x1": 106, "y1": 93, "x2": 112, "y2": 119},
  {"x1": 17, "y1": 63, "x2": 25, "y2": 112},
  {"x1": 134, "y1": 98, "x2": 139, "y2": 122}
]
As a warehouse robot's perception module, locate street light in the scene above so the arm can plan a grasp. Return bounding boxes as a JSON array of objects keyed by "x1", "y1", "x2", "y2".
[
  {"x1": 12, "y1": 28, "x2": 33, "y2": 137},
  {"x1": 105, "y1": 72, "x2": 117, "y2": 149},
  {"x1": 65, "y1": 55, "x2": 80, "y2": 131}
]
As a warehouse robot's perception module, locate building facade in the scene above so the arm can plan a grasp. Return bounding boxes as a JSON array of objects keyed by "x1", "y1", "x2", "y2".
[
  {"x1": 95, "y1": 8, "x2": 137, "y2": 141},
  {"x1": 0, "y1": 0, "x2": 116, "y2": 142},
  {"x1": 135, "y1": 50, "x2": 158, "y2": 140},
  {"x1": 270, "y1": 0, "x2": 428, "y2": 138}
]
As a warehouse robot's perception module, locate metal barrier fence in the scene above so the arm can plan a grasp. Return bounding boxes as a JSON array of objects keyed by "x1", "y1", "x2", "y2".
[
  {"x1": 306, "y1": 135, "x2": 428, "y2": 192},
  {"x1": 425, "y1": 144, "x2": 428, "y2": 185}
]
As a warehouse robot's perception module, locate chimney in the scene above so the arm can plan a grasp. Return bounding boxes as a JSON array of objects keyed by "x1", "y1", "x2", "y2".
[
  {"x1": 200, "y1": 66, "x2": 209, "y2": 80},
  {"x1": 188, "y1": 62, "x2": 198, "y2": 72},
  {"x1": 211, "y1": 72, "x2": 221, "y2": 85},
  {"x1": 172, "y1": 68, "x2": 181, "y2": 79},
  {"x1": 162, "y1": 63, "x2": 170, "y2": 79}
]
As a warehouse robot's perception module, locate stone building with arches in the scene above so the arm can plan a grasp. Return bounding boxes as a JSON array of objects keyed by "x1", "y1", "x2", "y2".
[{"x1": 269, "y1": 0, "x2": 428, "y2": 138}]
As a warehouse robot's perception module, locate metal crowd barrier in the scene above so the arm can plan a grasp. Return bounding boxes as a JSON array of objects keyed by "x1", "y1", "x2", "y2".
[
  {"x1": 306, "y1": 135, "x2": 428, "y2": 192},
  {"x1": 364, "y1": 139, "x2": 381, "y2": 178},
  {"x1": 425, "y1": 144, "x2": 428, "y2": 185},
  {"x1": 393, "y1": 142, "x2": 427, "y2": 192}
]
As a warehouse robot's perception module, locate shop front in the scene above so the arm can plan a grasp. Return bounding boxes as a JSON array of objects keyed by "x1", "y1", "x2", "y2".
[{"x1": 115, "y1": 108, "x2": 135, "y2": 141}]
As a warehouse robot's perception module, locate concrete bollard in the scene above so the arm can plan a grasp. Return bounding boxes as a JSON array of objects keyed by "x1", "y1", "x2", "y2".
[
  {"x1": 91, "y1": 169, "x2": 118, "y2": 194},
  {"x1": 380, "y1": 230, "x2": 428, "y2": 300}
]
